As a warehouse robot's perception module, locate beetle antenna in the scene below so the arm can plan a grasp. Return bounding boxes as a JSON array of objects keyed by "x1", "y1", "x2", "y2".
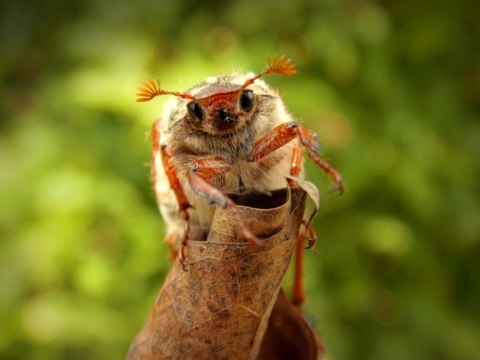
[
  {"x1": 136, "y1": 79, "x2": 194, "y2": 102},
  {"x1": 242, "y1": 55, "x2": 297, "y2": 88}
]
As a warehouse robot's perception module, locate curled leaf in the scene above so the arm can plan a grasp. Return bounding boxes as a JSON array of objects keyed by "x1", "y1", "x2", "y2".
[{"x1": 127, "y1": 178, "x2": 322, "y2": 360}]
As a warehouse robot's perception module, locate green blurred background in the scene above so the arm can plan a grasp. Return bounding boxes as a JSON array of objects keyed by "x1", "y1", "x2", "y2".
[{"x1": 1, "y1": 0, "x2": 479, "y2": 359}]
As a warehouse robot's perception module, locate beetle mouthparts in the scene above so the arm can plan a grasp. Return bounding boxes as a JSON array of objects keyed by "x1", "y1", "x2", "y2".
[{"x1": 216, "y1": 108, "x2": 238, "y2": 123}]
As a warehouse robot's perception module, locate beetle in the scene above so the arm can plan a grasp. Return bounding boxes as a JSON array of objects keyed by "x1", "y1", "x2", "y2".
[{"x1": 137, "y1": 56, "x2": 343, "y2": 268}]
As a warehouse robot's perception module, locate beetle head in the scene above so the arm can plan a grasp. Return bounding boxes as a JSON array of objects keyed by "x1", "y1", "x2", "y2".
[{"x1": 136, "y1": 56, "x2": 296, "y2": 135}]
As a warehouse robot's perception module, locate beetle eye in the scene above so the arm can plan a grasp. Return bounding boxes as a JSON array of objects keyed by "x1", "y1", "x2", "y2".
[
  {"x1": 239, "y1": 90, "x2": 254, "y2": 112},
  {"x1": 187, "y1": 101, "x2": 204, "y2": 121}
]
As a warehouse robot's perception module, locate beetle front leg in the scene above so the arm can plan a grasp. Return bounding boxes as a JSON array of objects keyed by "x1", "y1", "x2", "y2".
[
  {"x1": 152, "y1": 119, "x2": 194, "y2": 264},
  {"x1": 159, "y1": 144, "x2": 194, "y2": 264},
  {"x1": 289, "y1": 140, "x2": 303, "y2": 177},
  {"x1": 248, "y1": 121, "x2": 343, "y2": 193},
  {"x1": 187, "y1": 157, "x2": 262, "y2": 247}
]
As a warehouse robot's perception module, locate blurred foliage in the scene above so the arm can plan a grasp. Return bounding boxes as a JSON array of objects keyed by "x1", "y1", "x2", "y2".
[{"x1": 1, "y1": 0, "x2": 480, "y2": 359}]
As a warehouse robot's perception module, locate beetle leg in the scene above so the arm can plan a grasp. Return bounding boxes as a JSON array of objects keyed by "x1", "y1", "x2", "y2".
[
  {"x1": 289, "y1": 139, "x2": 303, "y2": 177},
  {"x1": 291, "y1": 219, "x2": 318, "y2": 307},
  {"x1": 289, "y1": 141, "x2": 317, "y2": 249},
  {"x1": 160, "y1": 146, "x2": 193, "y2": 264},
  {"x1": 289, "y1": 140, "x2": 308, "y2": 307},
  {"x1": 152, "y1": 119, "x2": 194, "y2": 264},
  {"x1": 292, "y1": 234, "x2": 306, "y2": 307},
  {"x1": 291, "y1": 136, "x2": 318, "y2": 307},
  {"x1": 248, "y1": 121, "x2": 343, "y2": 193},
  {"x1": 187, "y1": 157, "x2": 263, "y2": 248}
]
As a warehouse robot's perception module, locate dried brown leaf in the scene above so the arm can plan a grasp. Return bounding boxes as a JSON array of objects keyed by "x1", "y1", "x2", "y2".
[{"x1": 127, "y1": 178, "x2": 321, "y2": 360}]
